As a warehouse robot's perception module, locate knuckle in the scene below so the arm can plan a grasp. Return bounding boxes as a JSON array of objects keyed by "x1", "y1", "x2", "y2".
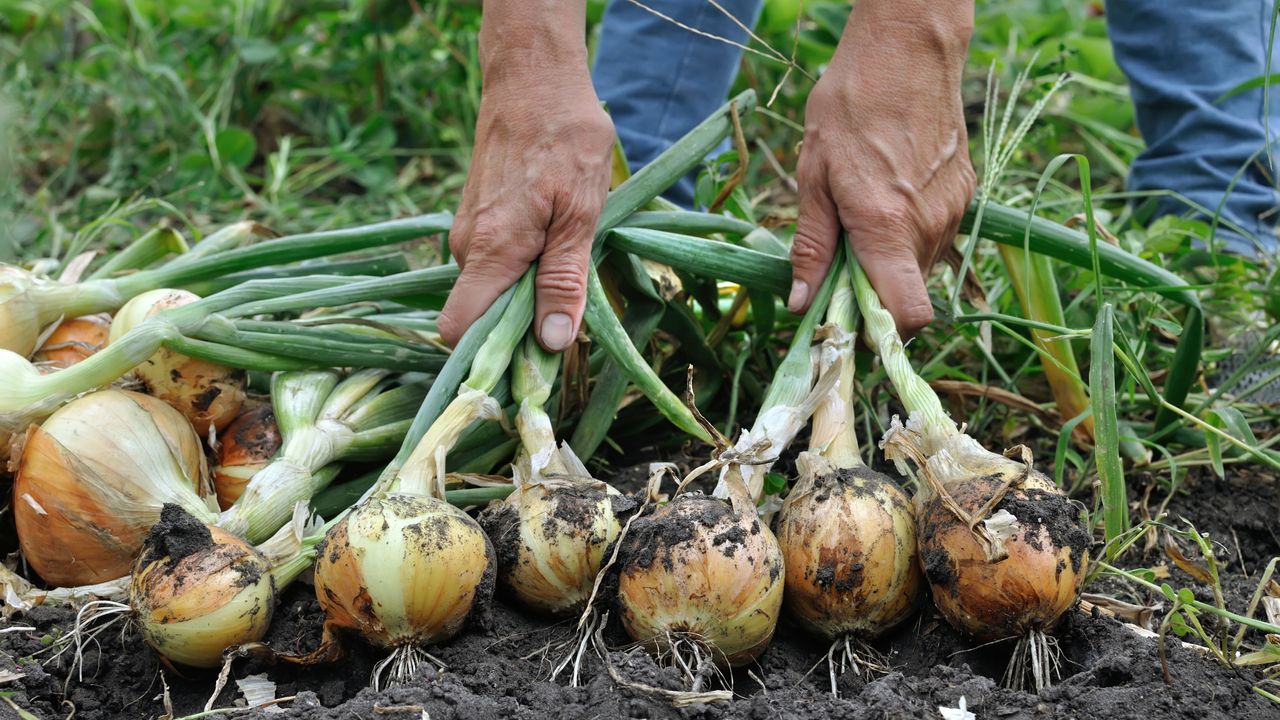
[
  {"x1": 790, "y1": 230, "x2": 831, "y2": 267},
  {"x1": 536, "y1": 265, "x2": 587, "y2": 303}
]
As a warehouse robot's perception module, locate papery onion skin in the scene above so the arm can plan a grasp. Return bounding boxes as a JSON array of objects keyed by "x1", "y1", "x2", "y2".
[
  {"x1": 14, "y1": 389, "x2": 215, "y2": 585},
  {"x1": 0, "y1": 266, "x2": 43, "y2": 357},
  {"x1": 314, "y1": 495, "x2": 494, "y2": 649},
  {"x1": 776, "y1": 466, "x2": 921, "y2": 640},
  {"x1": 213, "y1": 403, "x2": 280, "y2": 510},
  {"x1": 919, "y1": 471, "x2": 1089, "y2": 642},
  {"x1": 110, "y1": 288, "x2": 246, "y2": 433},
  {"x1": 131, "y1": 522, "x2": 275, "y2": 668},
  {"x1": 615, "y1": 493, "x2": 784, "y2": 668},
  {"x1": 480, "y1": 480, "x2": 631, "y2": 615},
  {"x1": 33, "y1": 314, "x2": 111, "y2": 368}
]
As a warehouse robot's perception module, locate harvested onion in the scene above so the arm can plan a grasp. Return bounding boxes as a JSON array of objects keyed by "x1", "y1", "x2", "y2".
[
  {"x1": 33, "y1": 314, "x2": 111, "y2": 368},
  {"x1": 313, "y1": 495, "x2": 493, "y2": 660},
  {"x1": 14, "y1": 389, "x2": 217, "y2": 585},
  {"x1": 130, "y1": 508, "x2": 276, "y2": 668},
  {"x1": 479, "y1": 336, "x2": 628, "y2": 615},
  {"x1": 615, "y1": 474, "x2": 783, "y2": 668},
  {"x1": 110, "y1": 288, "x2": 246, "y2": 433},
  {"x1": 213, "y1": 402, "x2": 280, "y2": 510}
]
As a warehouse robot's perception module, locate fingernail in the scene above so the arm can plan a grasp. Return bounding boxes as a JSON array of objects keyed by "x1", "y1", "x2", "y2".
[
  {"x1": 787, "y1": 280, "x2": 810, "y2": 313},
  {"x1": 540, "y1": 313, "x2": 575, "y2": 351}
]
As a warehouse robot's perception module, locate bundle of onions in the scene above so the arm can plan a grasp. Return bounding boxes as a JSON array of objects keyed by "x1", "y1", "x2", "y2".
[
  {"x1": 13, "y1": 389, "x2": 217, "y2": 585},
  {"x1": 212, "y1": 402, "x2": 281, "y2": 510},
  {"x1": 32, "y1": 314, "x2": 111, "y2": 368},
  {"x1": 479, "y1": 336, "x2": 629, "y2": 615},
  {"x1": 851, "y1": 262, "x2": 1089, "y2": 691},
  {"x1": 218, "y1": 369, "x2": 428, "y2": 543},
  {"x1": 110, "y1": 288, "x2": 248, "y2": 433},
  {"x1": 774, "y1": 265, "x2": 920, "y2": 691},
  {"x1": 611, "y1": 267, "x2": 847, "y2": 680}
]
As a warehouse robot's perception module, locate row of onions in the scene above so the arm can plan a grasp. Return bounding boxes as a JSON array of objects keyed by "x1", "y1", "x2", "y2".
[{"x1": 3, "y1": 88, "x2": 1134, "y2": 701}]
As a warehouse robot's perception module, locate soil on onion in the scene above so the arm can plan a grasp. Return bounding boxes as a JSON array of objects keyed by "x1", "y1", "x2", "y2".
[{"x1": 1, "y1": 464, "x2": 1276, "y2": 720}]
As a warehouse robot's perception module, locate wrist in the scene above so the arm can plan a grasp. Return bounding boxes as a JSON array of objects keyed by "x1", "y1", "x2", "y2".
[{"x1": 832, "y1": 0, "x2": 973, "y2": 73}]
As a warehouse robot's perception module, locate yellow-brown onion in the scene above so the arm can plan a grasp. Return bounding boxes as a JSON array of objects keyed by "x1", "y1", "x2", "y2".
[
  {"x1": 130, "y1": 512, "x2": 275, "y2": 668},
  {"x1": 314, "y1": 494, "x2": 494, "y2": 649},
  {"x1": 109, "y1": 288, "x2": 246, "y2": 433},
  {"x1": 776, "y1": 461, "x2": 920, "y2": 640},
  {"x1": 480, "y1": 478, "x2": 629, "y2": 615},
  {"x1": 918, "y1": 467, "x2": 1088, "y2": 641},
  {"x1": 615, "y1": 486, "x2": 783, "y2": 668},
  {"x1": 14, "y1": 389, "x2": 217, "y2": 585},
  {"x1": 212, "y1": 403, "x2": 281, "y2": 510},
  {"x1": 33, "y1": 314, "x2": 111, "y2": 368}
]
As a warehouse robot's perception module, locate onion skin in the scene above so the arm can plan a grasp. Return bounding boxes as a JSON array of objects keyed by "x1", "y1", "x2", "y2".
[
  {"x1": 314, "y1": 495, "x2": 494, "y2": 649},
  {"x1": 480, "y1": 480, "x2": 630, "y2": 615},
  {"x1": 110, "y1": 289, "x2": 246, "y2": 434},
  {"x1": 33, "y1": 314, "x2": 111, "y2": 367},
  {"x1": 131, "y1": 525, "x2": 275, "y2": 668},
  {"x1": 0, "y1": 266, "x2": 42, "y2": 357},
  {"x1": 776, "y1": 466, "x2": 921, "y2": 640},
  {"x1": 14, "y1": 389, "x2": 214, "y2": 585},
  {"x1": 918, "y1": 472, "x2": 1089, "y2": 642},
  {"x1": 615, "y1": 492, "x2": 784, "y2": 668},
  {"x1": 213, "y1": 403, "x2": 280, "y2": 510}
]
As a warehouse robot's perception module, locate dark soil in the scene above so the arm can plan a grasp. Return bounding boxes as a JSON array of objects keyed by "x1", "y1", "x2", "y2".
[{"x1": 1, "y1": 466, "x2": 1277, "y2": 719}]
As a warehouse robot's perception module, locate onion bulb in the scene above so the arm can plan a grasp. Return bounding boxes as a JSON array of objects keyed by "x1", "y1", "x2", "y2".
[
  {"x1": 14, "y1": 389, "x2": 218, "y2": 585},
  {"x1": 481, "y1": 469, "x2": 629, "y2": 615},
  {"x1": 615, "y1": 475, "x2": 783, "y2": 668},
  {"x1": 913, "y1": 454, "x2": 1089, "y2": 641},
  {"x1": 213, "y1": 403, "x2": 280, "y2": 510},
  {"x1": 33, "y1": 314, "x2": 111, "y2": 368},
  {"x1": 109, "y1": 288, "x2": 246, "y2": 433},
  {"x1": 0, "y1": 266, "x2": 42, "y2": 357},
  {"x1": 130, "y1": 507, "x2": 275, "y2": 667},
  {"x1": 776, "y1": 456, "x2": 920, "y2": 641},
  {"x1": 313, "y1": 494, "x2": 494, "y2": 651}
]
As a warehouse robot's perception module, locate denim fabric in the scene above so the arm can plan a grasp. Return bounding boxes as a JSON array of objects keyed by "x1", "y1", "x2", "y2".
[
  {"x1": 592, "y1": 0, "x2": 764, "y2": 207},
  {"x1": 1107, "y1": 1, "x2": 1279, "y2": 254}
]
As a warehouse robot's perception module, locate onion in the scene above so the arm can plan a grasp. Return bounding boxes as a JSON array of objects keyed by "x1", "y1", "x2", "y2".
[
  {"x1": 615, "y1": 476, "x2": 783, "y2": 669},
  {"x1": 109, "y1": 288, "x2": 246, "y2": 433},
  {"x1": 130, "y1": 507, "x2": 275, "y2": 668},
  {"x1": 13, "y1": 389, "x2": 217, "y2": 585},
  {"x1": 213, "y1": 403, "x2": 280, "y2": 510},
  {"x1": 33, "y1": 314, "x2": 111, "y2": 368},
  {"x1": 776, "y1": 457, "x2": 921, "y2": 641},
  {"x1": 915, "y1": 461, "x2": 1088, "y2": 641},
  {"x1": 313, "y1": 495, "x2": 493, "y2": 659},
  {"x1": 0, "y1": 266, "x2": 42, "y2": 357}
]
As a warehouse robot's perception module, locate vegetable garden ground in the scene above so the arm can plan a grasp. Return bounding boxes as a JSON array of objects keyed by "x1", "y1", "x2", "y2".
[{"x1": 2, "y1": 2, "x2": 1279, "y2": 719}]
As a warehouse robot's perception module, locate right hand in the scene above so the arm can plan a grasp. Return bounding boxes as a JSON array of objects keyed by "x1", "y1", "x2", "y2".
[{"x1": 439, "y1": 67, "x2": 614, "y2": 352}]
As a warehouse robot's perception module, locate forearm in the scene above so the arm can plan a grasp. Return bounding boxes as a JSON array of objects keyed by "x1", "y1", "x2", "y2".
[{"x1": 479, "y1": 1, "x2": 592, "y2": 91}]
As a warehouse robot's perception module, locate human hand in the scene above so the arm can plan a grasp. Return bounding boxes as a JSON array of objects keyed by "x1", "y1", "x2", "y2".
[
  {"x1": 438, "y1": 5, "x2": 614, "y2": 352},
  {"x1": 788, "y1": 2, "x2": 977, "y2": 335}
]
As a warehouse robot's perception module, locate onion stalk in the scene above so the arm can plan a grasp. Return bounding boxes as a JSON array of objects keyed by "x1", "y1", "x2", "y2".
[
  {"x1": 13, "y1": 389, "x2": 217, "y2": 586},
  {"x1": 774, "y1": 261, "x2": 920, "y2": 691},
  {"x1": 219, "y1": 369, "x2": 429, "y2": 543},
  {"x1": 851, "y1": 261, "x2": 1089, "y2": 691},
  {"x1": 479, "y1": 335, "x2": 630, "y2": 615}
]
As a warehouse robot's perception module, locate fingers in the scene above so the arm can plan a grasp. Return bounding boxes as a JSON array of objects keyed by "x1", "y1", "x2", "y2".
[
  {"x1": 789, "y1": 157, "x2": 841, "y2": 314},
  {"x1": 535, "y1": 193, "x2": 602, "y2": 352},
  {"x1": 437, "y1": 219, "x2": 541, "y2": 347},
  {"x1": 845, "y1": 207, "x2": 935, "y2": 337}
]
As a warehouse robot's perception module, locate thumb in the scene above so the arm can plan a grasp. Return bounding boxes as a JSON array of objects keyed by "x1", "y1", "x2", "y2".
[
  {"x1": 534, "y1": 201, "x2": 597, "y2": 352},
  {"x1": 789, "y1": 170, "x2": 840, "y2": 314}
]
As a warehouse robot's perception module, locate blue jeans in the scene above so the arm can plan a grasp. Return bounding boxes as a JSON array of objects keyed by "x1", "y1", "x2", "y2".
[{"x1": 594, "y1": 0, "x2": 1280, "y2": 253}]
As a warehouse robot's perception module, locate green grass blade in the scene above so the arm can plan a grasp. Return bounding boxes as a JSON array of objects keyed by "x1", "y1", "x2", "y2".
[{"x1": 1090, "y1": 303, "x2": 1128, "y2": 551}]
